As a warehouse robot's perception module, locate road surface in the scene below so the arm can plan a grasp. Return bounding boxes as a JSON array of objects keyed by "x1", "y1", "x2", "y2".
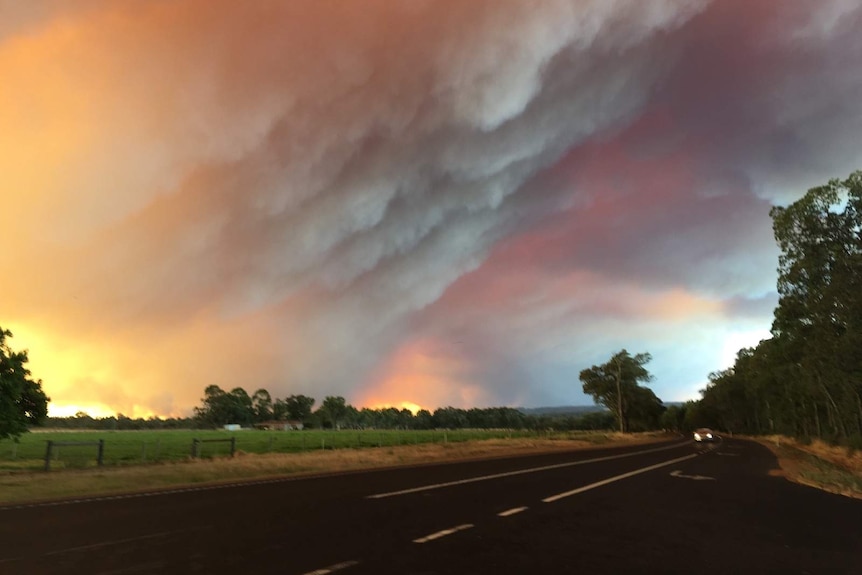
[{"x1": 1, "y1": 437, "x2": 860, "y2": 574}]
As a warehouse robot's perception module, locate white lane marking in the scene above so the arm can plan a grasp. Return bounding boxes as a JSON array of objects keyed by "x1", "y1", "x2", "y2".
[
  {"x1": 669, "y1": 469, "x2": 715, "y2": 481},
  {"x1": 301, "y1": 560, "x2": 360, "y2": 575},
  {"x1": 42, "y1": 531, "x2": 175, "y2": 556},
  {"x1": 413, "y1": 524, "x2": 474, "y2": 544},
  {"x1": 497, "y1": 506, "x2": 528, "y2": 517},
  {"x1": 366, "y1": 441, "x2": 688, "y2": 499},
  {"x1": 542, "y1": 453, "x2": 698, "y2": 503}
]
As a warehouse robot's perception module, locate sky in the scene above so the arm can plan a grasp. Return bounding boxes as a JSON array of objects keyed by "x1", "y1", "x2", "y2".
[{"x1": 2, "y1": 0, "x2": 861, "y2": 418}]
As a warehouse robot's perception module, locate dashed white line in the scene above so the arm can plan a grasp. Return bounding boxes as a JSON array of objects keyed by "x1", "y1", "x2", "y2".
[
  {"x1": 542, "y1": 453, "x2": 698, "y2": 503},
  {"x1": 669, "y1": 469, "x2": 715, "y2": 481},
  {"x1": 367, "y1": 441, "x2": 688, "y2": 499},
  {"x1": 497, "y1": 506, "x2": 528, "y2": 517},
  {"x1": 413, "y1": 524, "x2": 474, "y2": 544},
  {"x1": 301, "y1": 560, "x2": 360, "y2": 575}
]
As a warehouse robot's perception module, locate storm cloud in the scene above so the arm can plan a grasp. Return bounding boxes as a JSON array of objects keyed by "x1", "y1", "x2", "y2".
[{"x1": 2, "y1": 0, "x2": 861, "y2": 416}]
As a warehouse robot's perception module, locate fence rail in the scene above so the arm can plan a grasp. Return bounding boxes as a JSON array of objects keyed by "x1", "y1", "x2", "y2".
[
  {"x1": 191, "y1": 437, "x2": 236, "y2": 458},
  {"x1": 0, "y1": 428, "x2": 612, "y2": 472},
  {"x1": 44, "y1": 439, "x2": 104, "y2": 471}
]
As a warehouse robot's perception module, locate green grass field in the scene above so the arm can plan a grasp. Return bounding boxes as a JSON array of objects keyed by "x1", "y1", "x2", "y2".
[{"x1": 0, "y1": 428, "x2": 569, "y2": 471}]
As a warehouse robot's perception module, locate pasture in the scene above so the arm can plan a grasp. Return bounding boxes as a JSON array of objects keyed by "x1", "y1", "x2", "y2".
[{"x1": 0, "y1": 428, "x2": 565, "y2": 471}]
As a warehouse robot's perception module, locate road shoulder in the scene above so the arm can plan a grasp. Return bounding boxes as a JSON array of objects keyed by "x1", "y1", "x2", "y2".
[{"x1": 752, "y1": 435, "x2": 862, "y2": 500}]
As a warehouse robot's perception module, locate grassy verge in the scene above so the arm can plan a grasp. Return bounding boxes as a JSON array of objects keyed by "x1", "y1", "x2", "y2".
[
  {"x1": 0, "y1": 432, "x2": 667, "y2": 505},
  {"x1": 0, "y1": 428, "x2": 630, "y2": 470},
  {"x1": 754, "y1": 435, "x2": 862, "y2": 500}
]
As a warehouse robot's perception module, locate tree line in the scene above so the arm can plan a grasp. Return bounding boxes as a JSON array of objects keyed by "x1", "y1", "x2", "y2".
[
  {"x1": 191, "y1": 384, "x2": 622, "y2": 431},
  {"x1": 691, "y1": 171, "x2": 862, "y2": 447}
]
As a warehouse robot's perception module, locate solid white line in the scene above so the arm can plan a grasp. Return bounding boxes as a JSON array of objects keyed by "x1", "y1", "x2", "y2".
[
  {"x1": 497, "y1": 506, "x2": 528, "y2": 517},
  {"x1": 542, "y1": 453, "x2": 698, "y2": 503},
  {"x1": 413, "y1": 524, "x2": 474, "y2": 544},
  {"x1": 366, "y1": 441, "x2": 687, "y2": 499},
  {"x1": 301, "y1": 560, "x2": 360, "y2": 575}
]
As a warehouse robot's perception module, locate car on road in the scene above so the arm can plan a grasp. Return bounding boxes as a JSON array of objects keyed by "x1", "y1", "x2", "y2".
[{"x1": 693, "y1": 428, "x2": 716, "y2": 442}]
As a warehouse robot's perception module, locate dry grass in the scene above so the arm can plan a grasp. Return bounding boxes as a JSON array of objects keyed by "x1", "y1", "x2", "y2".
[
  {"x1": 0, "y1": 432, "x2": 666, "y2": 505},
  {"x1": 754, "y1": 435, "x2": 862, "y2": 500}
]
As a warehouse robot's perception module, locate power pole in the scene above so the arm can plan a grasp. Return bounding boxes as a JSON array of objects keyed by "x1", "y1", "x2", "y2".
[{"x1": 614, "y1": 355, "x2": 624, "y2": 433}]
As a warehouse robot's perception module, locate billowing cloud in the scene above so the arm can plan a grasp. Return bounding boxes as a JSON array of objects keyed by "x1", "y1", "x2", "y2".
[{"x1": 2, "y1": 0, "x2": 860, "y2": 416}]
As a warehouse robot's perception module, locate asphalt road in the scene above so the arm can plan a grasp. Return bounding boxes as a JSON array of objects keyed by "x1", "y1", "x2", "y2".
[{"x1": 1, "y1": 437, "x2": 860, "y2": 574}]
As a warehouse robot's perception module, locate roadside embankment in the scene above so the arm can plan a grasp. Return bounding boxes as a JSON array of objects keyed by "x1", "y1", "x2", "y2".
[{"x1": 754, "y1": 435, "x2": 862, "y2": 500}]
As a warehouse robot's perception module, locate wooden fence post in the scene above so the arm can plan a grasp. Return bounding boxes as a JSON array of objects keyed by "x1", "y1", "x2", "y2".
[
  {"x1": 44, "y1": 440, "x2": 54, "y2": 472},
  {"x1": 230, "y1": 437, "x2": 236, "y2": 457},
  {"x1": 97, "y1": 439, "x2": 105, "y2": 466}
]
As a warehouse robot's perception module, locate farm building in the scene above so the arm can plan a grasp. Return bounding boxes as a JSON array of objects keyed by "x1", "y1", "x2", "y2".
[{"x1": 254, "y1": 420, "x2": 304, "y2": 431}]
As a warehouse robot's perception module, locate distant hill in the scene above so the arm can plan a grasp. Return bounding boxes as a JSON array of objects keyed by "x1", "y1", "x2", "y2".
[
  {"x1": 519, "y1": 402, "x2": 685, "y2": 417},
  {"x1": 518, "y1": 405, "x2": 608, "y2": 416}
]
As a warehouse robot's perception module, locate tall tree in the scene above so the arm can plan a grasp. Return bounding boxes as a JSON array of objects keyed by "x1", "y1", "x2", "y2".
[
  {"x1": 770, "y1": 170, "x2": 862, "y2": 441},
  {"x1": 319, "y1": 396, "x2": 347, "y2": 430},
  {"x1": 226, "y1": 388, "x2": 254, "y2": 426},
  {"x1": 579, "y1": 350, "x2": 656, "y2": 433},
  {"x1": 194, "y1": 385, "x2": 256, "y2": 427},
  {"x1": 0, "y1": 327, "x2": 49, "y2": 440},
  {"x1": 251, "y1": 388, "x2": 273, "y2": 423},
  {"x1": 282, "y1": 394, "x2": 315, "y2": 422}
]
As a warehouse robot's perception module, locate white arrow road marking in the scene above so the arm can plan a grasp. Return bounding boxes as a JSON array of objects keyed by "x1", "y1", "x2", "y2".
[
  {"x1": 670, "y1": 470, "x2": 715, "y2": 481},
  {"x1": 542, "y1": 453, "x2": 698, "y2": 502}
]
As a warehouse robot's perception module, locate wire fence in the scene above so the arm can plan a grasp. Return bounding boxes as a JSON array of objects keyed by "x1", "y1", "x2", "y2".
[{"x1": 0, "y1": 428, "x2": 603, "y2": 471}]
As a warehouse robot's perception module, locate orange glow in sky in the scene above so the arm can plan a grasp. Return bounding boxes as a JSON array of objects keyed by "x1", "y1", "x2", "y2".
[{"x1": 356, "y1": 338, "x2": 490, "y2": 413}]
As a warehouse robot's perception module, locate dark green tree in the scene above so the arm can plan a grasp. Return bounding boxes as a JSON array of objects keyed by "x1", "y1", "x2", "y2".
[
  {"x1": 0, "y1": 327, "x2": 50, "y2": 440},
  {"x1": 194, "y1": 385, "x2": 255, "y2": 427},
  {"x1": 579, "y1": 350, "x2": 657, "y2": 433},
  {"x1": 414, "y1": 409, "x2": 433, "y2": 430},
  {"x1": 319, "y1": 396, "x2": 347, "y2": 429},
  {"x1": 281, "y1": 394, "x2": 315, "y2": 422},
  {"x1": 432, "y1": 406, "x2": 468, "y2": 429},
  {"x1": 251, "y1": 388, "x2": 273, "y2": 423},
  {"x1": 770, "y1": 170, "x2": 862, "y2": 441}
]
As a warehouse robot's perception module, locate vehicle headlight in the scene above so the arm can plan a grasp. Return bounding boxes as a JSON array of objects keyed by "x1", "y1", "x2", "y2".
[
  {"x1": 694, "y1": 433, "x2": 701, "y2": 440},
  {"x1": 706, "y1": 433, "x2": 713, "y2": 439}
]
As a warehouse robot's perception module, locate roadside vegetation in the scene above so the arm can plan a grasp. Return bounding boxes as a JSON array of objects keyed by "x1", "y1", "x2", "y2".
[
  {"x1": 756, "y1": 435, "x2": 862, "y2": 500},
  {"x1": 679, "y1": 171, "x2": 862, "y2": 499},
  {"x1": 686, "y1": 171, "x2": 862, "y2": 448}
]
